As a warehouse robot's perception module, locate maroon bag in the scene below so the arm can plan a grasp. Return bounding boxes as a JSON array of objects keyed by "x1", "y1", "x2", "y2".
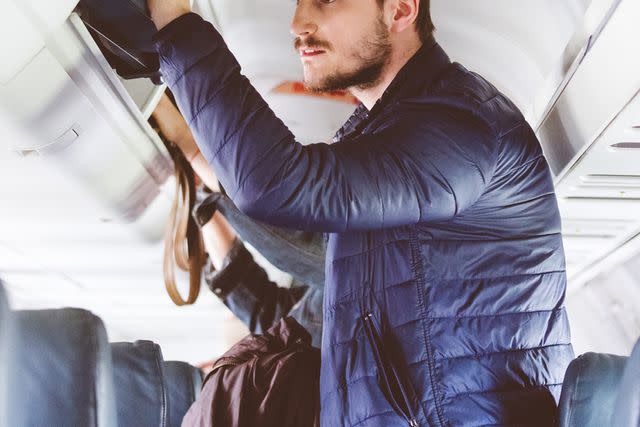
[{"x1": 182, "y1": 317, "x2": 320, "y2": 427}]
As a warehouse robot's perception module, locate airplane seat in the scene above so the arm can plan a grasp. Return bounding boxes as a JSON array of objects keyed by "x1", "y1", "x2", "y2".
[
  {"x1": 612, "y1": 339, "x2": 640, "y2": 426},
  {"x1": 0, "y1": 282, "x2": 14, "y2": 422},
  {"x1": 163, "y1": 360, "x2": 203, "y2": 427},
  {"x1": 9, "y1": 308, "x2": 117, "y2": 427},
  {"x1": 111, "y1": 340, "x2": 170, "y2": 427},
  {"x1": 559, "y1": 337, "x2": 640, "y2": 427}
]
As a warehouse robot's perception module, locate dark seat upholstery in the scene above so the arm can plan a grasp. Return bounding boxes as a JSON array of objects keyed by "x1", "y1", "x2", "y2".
[
  {"x1": 111, "y1": 340, "x2": 169, "y2": 427},
  {"x1": 0, "y1": 282, "x2": 13, "y2": 422},
  {"x1": 612, "y1": 339, "x2": 640, "y2": 426},
  {"x1": 559, "y1": 338, "x2": 640, "y2": 427},
  {"x1": 9, "y1": 308, "x2": 117, "y2": 427},
  {"x1": 164, "y1": 361, "x2": 203, "y2": 426}
]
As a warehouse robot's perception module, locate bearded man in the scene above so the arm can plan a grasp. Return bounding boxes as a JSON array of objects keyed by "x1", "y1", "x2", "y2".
[{"x1": 148, "y1": 0, "x2": 573, "y2": 425}]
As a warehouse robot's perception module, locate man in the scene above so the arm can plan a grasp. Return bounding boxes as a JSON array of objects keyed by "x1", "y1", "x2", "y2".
[{"x1": 148, "y1": 0, "x2": 573, "y2": 425}]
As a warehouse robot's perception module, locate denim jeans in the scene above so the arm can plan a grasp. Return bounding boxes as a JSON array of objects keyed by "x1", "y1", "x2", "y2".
[
  {"x1": 196, "y1": 192, "x2": 325, "y2": 346},
  {"x1": 195, "y1": 192, "x2": 325, "y2": 288}
]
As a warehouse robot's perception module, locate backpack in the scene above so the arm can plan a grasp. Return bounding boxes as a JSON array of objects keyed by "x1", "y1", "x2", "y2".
[{"x1": 182, "y1": 317, "x2": 320, "y2": 427}]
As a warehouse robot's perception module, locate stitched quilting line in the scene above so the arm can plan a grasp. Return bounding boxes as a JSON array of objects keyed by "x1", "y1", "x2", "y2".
[
  {"x1": 434, "y1": 342, "x2": 573, "y2": 363},
  {"x1": 428, "y1": 307, "x2": 566, "y2": 321},
  {"x1": 328, "y1": 317, "x2": 425, "y2": 347},
  {"x1": 491, "y1": 154, "x2": 545, "y2": 179},
  {"x1": 326, "y1": 275, "x2": 566, "y2": 317},
  {"x1": 497, "y1": 122, "x2": 527, "y2": 140},
  {"x1": 233, "y1": 129, "x2": 295, "y2": 203},
  {"x1": 330, "y1": 234, "x2": 563, "y2": 265},
  {"x1": 446, "y1": 383, "x2": 563, "y2": 400},
  {"x1": 410, "y1": 233, "x2": 561, "y2": 243},
  {"x1": 424, "y1": 269, "x2": 566, "y2": 283},
  {"x1": 331, "y1": 238, "x2": 412, "y2": 264},
  {"x1": 172, "y1": 45, "x2": 223, "y2": 87},
  {"x1": 327, "y1": 308, "x2": 568, "y2": 347},
  {"x1": 210, "y1": 102, "x2": 271, "y2": 165},
  {"x1": 325, "y1": 279, "x2": 414, "y2": 315},
  {"x1": 328, "y1": 318, "x2": 571, "y2": 352},
  {"x1": 424, "y1": 269, "x2": 567, "y2": 282}
]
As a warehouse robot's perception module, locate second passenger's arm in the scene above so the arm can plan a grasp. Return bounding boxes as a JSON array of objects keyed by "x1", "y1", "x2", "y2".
[
  {"x1": 198, "y1": 203, "x2": 308, "y2": 334},
  {"x1": 154, "y1": 13, "x2": 497, "y2": 232},
  {"x1": 152, "y1": 93, "x2": 220, "y2": 193}
]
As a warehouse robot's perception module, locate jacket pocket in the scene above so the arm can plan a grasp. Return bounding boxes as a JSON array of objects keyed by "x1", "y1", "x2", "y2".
[{"x1": 363, "y1": 313, "x2": 419, "y2": 427}]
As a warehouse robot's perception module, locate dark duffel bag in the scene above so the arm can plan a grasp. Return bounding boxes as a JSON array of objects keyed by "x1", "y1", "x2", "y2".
[{"x1": 182, "y1": 317, "x2": 320, "y2": 427}]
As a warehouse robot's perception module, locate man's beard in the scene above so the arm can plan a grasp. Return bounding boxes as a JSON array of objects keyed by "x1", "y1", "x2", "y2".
[{"x1": 300, "y1": 16, "x2": 392, "y2": 93}]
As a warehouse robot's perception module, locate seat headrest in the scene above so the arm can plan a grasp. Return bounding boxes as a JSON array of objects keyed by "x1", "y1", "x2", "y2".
[
  {"x1": 9, "y1": 308, "x2": 117, "y2": 427},
  {"x1": 612, "y1": 338, "x2": 640, "y2": 426},
  {"x1": 559, "y1": 352, "x2": 627, "y2": 427},
  {"x1": 164, "y1": 361, "x2": 203, "y2": 427},
  {"x1": 111, "y1": 340, "x2": 169, "y2": 427}
]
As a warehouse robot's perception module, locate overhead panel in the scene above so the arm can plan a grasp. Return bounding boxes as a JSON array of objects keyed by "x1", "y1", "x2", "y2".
[
  {"x1": 537, "y1": 0, "x2": 640, "y2": 287},
  {"x1": 0, "y1": 3, "x2": 171, "y2": 226}
]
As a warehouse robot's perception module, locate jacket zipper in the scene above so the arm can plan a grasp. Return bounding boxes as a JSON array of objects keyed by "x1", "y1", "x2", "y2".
[{"x1": 363, "y1": 313, "x2": 419, "y2": 427}]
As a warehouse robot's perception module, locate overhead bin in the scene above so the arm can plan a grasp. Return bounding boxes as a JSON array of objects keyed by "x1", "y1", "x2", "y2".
[
  {"x1": 535, "y1": 0, "x2": 640, "y2": 285},
  {"x1": 0, "y1": 0, "x2": 171, "y2": 227}
]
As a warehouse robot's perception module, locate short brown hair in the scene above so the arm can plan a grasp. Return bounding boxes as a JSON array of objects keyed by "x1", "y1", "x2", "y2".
[{"x1": 378, "y1": 0, "x2": 435, "y2": 43}]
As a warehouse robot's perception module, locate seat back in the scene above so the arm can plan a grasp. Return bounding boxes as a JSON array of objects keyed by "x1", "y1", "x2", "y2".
[
  {"x1": 111, "y1": 340, "x2": 169, "y2": 427},
  {"x1": 0, "y1": 282, "x2": 13, "y2": 422},
  {"x1": 612, "y1": 339, "x2": 640, "y2": 426},
  {"x1": 9, "y1": 308, "x2": 117, "y2": 427},
  {"x1": 558, "y1": 352, "x2": 627, "y2": 427},
  {"x1": 164, "y1": 361, "x2": 203, "y2": 427}
]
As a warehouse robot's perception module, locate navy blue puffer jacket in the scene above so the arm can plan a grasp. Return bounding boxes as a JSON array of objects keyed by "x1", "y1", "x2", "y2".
[{"x1": 155, "y1": 14, "x2": 573, "y2": 426}]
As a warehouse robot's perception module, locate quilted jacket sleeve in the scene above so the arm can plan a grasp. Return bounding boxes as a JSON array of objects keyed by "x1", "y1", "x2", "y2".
[{"x1": 155, "y1": 13, "x2": 496, "y2": 232}]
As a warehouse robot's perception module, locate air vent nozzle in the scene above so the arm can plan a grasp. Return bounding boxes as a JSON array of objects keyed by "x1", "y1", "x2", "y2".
[{"x1": 610, "y1": 142, "x2": 640, "y2": 150}]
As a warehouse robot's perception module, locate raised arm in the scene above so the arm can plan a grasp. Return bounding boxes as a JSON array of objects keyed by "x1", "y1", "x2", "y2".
[{"x1": 153, "y1": 13, "x2": 496, "y2": 232}]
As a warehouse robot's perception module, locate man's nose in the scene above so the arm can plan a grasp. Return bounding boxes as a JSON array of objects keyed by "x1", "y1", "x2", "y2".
[{"x1": 290, "y1": 1, "x2": 318, "y2": 38}]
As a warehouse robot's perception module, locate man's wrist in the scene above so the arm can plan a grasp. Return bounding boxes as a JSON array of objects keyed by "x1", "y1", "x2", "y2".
[{"x1": 152, "y1": 8, "x2": 191, "y2": 31}]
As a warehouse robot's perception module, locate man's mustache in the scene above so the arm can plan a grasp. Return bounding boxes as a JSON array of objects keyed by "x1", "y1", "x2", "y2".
[{"x1": 294, "y1": 37, "x2": 331, "y2": 51}]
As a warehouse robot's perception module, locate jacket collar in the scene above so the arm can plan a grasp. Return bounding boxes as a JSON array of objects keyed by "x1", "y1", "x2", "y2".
[{"x1": 333, "y1": 40, "x2": 451, "y2": 142}]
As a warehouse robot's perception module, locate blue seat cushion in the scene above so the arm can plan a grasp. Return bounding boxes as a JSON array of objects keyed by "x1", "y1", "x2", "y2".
[
  {"x1": 612, "y1": 339, "x2": 640, "y2": 426},
  {"x1": 559, "y1": 352, "x2": 627, "y2": 427},
  {"x1": 10, "y1": 309, "x2": 116, "y2": 427},
  {"x1": 0, "y1": 282, "x2": 12, "y2": 421},
  {"x1": 164, "y1": 361, "x2": 202, "y2": 427},
  {"x1": 111, "y1": 340, "x2": 169, "y2": 427}
]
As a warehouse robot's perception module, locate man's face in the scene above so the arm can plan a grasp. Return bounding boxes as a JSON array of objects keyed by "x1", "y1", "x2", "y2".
[{"x1": 292, "y1": 0, "x2": 392, "y2": 92}]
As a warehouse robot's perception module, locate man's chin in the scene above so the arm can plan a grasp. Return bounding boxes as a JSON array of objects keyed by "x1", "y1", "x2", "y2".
[{"x1": 303, "y1": 76, "x2": 333, "y2": 94}]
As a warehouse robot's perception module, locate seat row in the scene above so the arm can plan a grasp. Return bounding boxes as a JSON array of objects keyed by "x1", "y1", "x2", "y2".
[
  {"x1": 1, "y1": 279, "x2": 639, "y2": 426},
  {"x1": 0, "y1": 283, "x2": 202, "y2": 427}
]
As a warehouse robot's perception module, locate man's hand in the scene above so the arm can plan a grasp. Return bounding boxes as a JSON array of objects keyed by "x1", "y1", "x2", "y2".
[{"x1": 147, "y1": 0, "x2": 191, "y2": 31}]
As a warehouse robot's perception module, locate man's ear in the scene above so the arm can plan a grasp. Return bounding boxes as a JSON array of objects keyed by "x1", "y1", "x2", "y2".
[{"x1": 388, "y1": 0, "x2": 419, "y2": 34}]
